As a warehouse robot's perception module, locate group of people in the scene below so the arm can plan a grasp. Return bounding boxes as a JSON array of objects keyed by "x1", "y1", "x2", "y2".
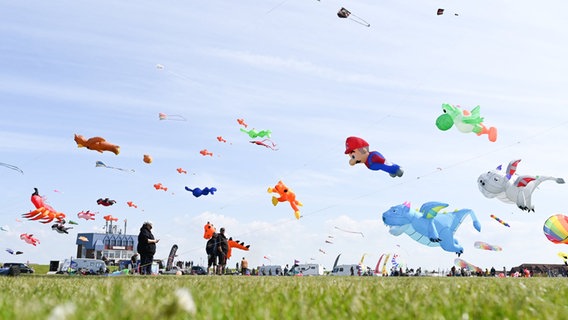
[
  {"x1": 136, "y1": 221, "x2": 247, "y2": 276},
  {"x1": 206, "y1": 227, "x2": 229, "y2": 275}
]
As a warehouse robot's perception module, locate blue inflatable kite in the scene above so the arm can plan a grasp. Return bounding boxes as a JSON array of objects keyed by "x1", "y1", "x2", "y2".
[
  {"x1": 381, "y1": 201, "x2": 481, "y2": 256},
  {"x1": 185, "y1": 187, "x2": 217, "y2": 197}
]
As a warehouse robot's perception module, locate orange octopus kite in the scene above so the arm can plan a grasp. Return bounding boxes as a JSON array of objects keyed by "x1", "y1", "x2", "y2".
[
  {"x1": 22, "y1": 188, "x2": 66, "y2": 224},
  {"x1": 74, "y1": 134, "x2": 120, "y2": 155},
  {"x1": 268, "y1": 180, "x2": 303, "y2": 219}
]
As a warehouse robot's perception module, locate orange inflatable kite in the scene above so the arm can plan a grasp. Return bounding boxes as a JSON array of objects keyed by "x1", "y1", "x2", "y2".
[
  {"x1": 237, "y1": 118, "x2": 248, "y2": 128},
  {"x1": 127, "y1": 201, "x2": 138, "y2": 208},
  {"x1": 103, "y1": 215, "x2": 118, "y2": 222},
  {"x1": 22, "y1": 188, "x2": 66, "y2": 224},
  {"x1": 154, "y1": 183, "x2": 168, "y2": 191},
  {"x1": 268, "y1": 180, "x2": 303, "y2": 219},
  {"x1": 200, "y1": 149, "x2": 213, "y2": 157},
  {"x1": 74, "y1": 134, "x2": 120, "y2": 155},
  {"x1": 203, "y1": 222, "x2": 250, "y2": 259}
]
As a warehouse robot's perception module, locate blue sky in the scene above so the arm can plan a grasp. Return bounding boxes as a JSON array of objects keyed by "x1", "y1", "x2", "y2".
[{"x1": 1, "y1": 0, "x2": 567, "y2": 272}]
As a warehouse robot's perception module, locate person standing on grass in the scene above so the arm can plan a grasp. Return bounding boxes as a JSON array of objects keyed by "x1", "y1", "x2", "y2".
[
  {"x1": 217, "y1": 227, "x2": 229, "y2": 275},
  {"x1": 206, "y1": 232, "x2": 219, "y2": 275},
  {"x1": 137, "y1": 221, "x2": 159, "y2": 275},
  {"x1": 241, "y1": 257, "x2": 249, "y2": 275}
]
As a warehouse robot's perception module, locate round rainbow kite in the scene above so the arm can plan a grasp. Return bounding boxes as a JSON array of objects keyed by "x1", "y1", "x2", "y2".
[{"x1": 543, "y1": 214, "x2": 568, "y2": 244}]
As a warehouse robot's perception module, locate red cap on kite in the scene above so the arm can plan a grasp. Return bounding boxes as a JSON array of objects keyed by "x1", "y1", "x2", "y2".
[{"x1": 344, "y1": 136, "x2": 369, "y2": 154}]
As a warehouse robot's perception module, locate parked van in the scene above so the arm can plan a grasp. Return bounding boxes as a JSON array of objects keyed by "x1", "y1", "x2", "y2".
[
  {"x1": 57, "y1": 258, "x2": 107, "y2": 274},
  {"x1": 258, "y1": 265, "x2": 283, "y2": 276},
  {"x1": 330, "y1": 264, "x2": 361, "y2": 276},
  {"x1": 289, "y1": 264, "x2": 324, "y2": 276}
]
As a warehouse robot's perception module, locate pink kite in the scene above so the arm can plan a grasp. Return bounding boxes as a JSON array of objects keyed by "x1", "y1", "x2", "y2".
[
  {"x1": 20, "y1": 233, "x2": 40, "y2": 246},
  {"x1": 77, "y1": 210, "x2": 96, "y2": 221}
]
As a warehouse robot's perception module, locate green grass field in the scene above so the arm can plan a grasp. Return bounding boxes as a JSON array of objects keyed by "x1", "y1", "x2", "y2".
[{"x1": 1, "y1": 274, "x2": 567, "y2": 320}]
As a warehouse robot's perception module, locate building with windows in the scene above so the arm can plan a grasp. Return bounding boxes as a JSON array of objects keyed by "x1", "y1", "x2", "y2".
[{"x1": 75, "y1": 218, "x2": 138, "y2": 263}]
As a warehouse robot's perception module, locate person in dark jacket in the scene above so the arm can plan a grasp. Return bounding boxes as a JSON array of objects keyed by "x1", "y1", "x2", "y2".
[
  {"x1": 137, "y1": 221, "x2": 159, "y2": 275},
  {"x1": 206, "y1": 233, "x2": 218, "y2": 275},
  {"x1": 216, "y1": 227, "x2": 229, "y2": 275}
]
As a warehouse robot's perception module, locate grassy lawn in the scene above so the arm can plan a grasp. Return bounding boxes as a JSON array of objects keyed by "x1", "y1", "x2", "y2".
[{"x1": 0, "y1": 275, "x2": 566, "y2": 319}]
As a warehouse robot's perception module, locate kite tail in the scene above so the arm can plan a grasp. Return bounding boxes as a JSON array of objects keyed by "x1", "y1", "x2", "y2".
[{"x1": 349, "y1": 14, "x2": 370, "y2": 27}]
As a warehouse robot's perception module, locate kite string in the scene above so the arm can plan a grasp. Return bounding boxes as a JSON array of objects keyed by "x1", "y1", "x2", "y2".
[{"x1": 265, "y1": 0, "x2": 289, "y2": 15}]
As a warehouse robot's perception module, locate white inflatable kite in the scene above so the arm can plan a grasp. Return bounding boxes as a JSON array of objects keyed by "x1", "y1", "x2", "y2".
[{"x1": 477, "y1": 159, "x2": 565, "y2": 212}]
